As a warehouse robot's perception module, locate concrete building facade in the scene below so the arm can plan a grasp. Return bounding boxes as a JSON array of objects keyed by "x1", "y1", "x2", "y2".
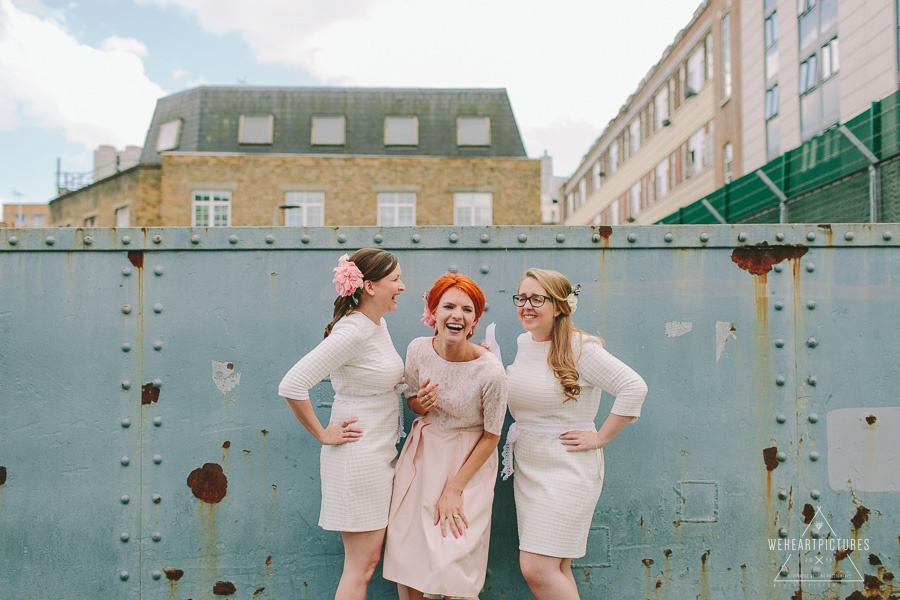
[{"x1": 0, "y1": 203, "x2": 50, "y2": 228}]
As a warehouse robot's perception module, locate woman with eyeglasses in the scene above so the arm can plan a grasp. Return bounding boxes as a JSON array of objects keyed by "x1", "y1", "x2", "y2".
[
  {"x1": 382, "y1": 273, "x2": 508, "y2": 600},
  {"x1": 502, "y1": 268, "x2": 647, "y2": 600},
  {"x1": 278, "y1": 248, "x2": 406, "y2": 600}
]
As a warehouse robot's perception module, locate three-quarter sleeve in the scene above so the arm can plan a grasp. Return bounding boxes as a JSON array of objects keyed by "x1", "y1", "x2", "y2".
[
  {"x1": 278, "y1": 320, "x2": 365, "y2": 401},
  {"x1": 578, "y1": 337, "x2": 648, "y2": 418},
  {"x1": 480, "y1": 357, "x2": 509, "y2": 436}
]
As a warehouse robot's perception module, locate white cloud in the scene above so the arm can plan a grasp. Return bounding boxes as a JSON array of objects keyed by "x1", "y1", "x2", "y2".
[{"x1": 0, "y1": 0, "x2": 166, "y2": 150}]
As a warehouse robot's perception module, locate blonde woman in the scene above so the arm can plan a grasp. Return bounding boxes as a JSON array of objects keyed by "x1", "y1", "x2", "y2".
[
  {"x1": 278, "y1": 248, "x2": 406, "y2": 600},
  {"x1": 503, "y1": 268, "x2": 648, "y2": 600}
]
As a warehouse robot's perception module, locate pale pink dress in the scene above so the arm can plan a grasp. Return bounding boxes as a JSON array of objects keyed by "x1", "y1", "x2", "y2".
[{"x1": 383, "y1": 336, "x2": 508, "y2": 599}]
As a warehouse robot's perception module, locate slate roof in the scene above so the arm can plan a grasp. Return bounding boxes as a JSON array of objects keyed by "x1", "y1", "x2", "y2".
[{"x1": 139, "y1": 86, "x2": 528, "y2": 164}]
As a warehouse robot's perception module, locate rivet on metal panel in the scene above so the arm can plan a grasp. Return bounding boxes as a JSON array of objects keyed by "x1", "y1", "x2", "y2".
[
  {"x1": 153, "y1": 303, "x2": 163, "y2": 314},
  {"x1": 120, "y1": 532, "x2": 130, "y2": 542},
  {"x1": 778, "y1": 528, "x2": 788, "y2": 538},
  {"x1": 153, "y1": 416, "x2": 163, "y2": 427},
  {"x1": 153, "y1": 341, "x2": 163, "y2": 351},
  {"x1": 737, "y1": 233, "x2": 747, "y2": 242},
  {"x1": 518, "y1": 233, "x2": 528, "y2": 243},
  {"x1": 776, "y1": 451, "x2": 787, "y2": 462},
  {"x1": 807, "y1": 376, "x2": 818, "y2": 386},
  {"x1": 229, "y1": 235, "x2": 239, "y2": 244},
  {"x1": 807, "y1": 337, "x2": 818, "y2": 348},
  {"x1": 627, "y1": 233, "x2": 637, "y2": 243},
  {"x1": 337, "y1": 234, "x2": 347, "y2": 244},
  {"x1": 301, "y1": 234, "x2": 310, "y2": 244},
  {"x1": 664, "y1": 233, "x2": 674, "y2": 243},
  {"x1": 591, "y1": 233, "x2": 600, "y2": 243},
  {"x1": 773, "y1": 264, "x2": 783, "y2": 273},
  {"x1": 449, "y1": 233, "x2": 459, "y2": 243},
  {"x1": 83, "y1": 236, "x2": 93, "y2": 245},
  {"x1": 373, "y1": 234, "x2": 383, "y2": 244},
  {"x1": 152, "y1": 571, "x2": 162, "y2": 580},
  {"x1": 699, "y1": 233, "x2": 710, "y2": 243},
  {"x1": 776, "y1": 375, "x2": 786, "y2": 386},
  {"x1": 778, "y1": 489, "x2": 788, "y2": 500},
  {"x1": 122, "y1": 235, "x2": 131, "y2": 245},
  {"x1": 122, "y1": 343, "x2": 131, "y2": 352},
  {"x1": 412, "y1": 234, "x2": 421, "y2": 244},
  {"x1": 153, "y1": 455, "x2": 163, "y2": 464},
  {"x1": 448, "y1": 264, "x2": 458, "y2": 273},
  {"x1": 121, "y1": 418, "x2": 131, "y2": 428},
  {"x1": 121, "y1": 456, "x2": 130, "y2": 466},
  {"x1": 774, "y1": 339, "x2": 784, "y2": 348},
  {"x1": 154, "y1": 266, "x2": 164, "y2": 276},
  {"x1": 810, "y1": 489, "x2": 821, "y2": 499},
  {"x1": 808, "y1": 413, "x2": 819, "y2": 423},
  {"x1": 122, "y1": 267, "x2": 131, "y2": 277},
  {"x1": 556, "y1": 233, "x2": 566, "y2": 243},
  {"x1": 811, "y1": 566, "x2": 822, "y2": 576},
  {"x1": 153, "y1": 378, "x2": 163, "y2": 388},
  {"x1": 807, "y1": 300, "x2": 816, "y2": 310},
  {"x1": 809, "y1": 451, "x2": 820, "y2": 461},
  {"x1": 804, "y1": 262, "x2": 815, "y2": 273},
  {"x1": 884, "y1": 231, "x2": 893, "y2": 241},
  {"x1": 780, "y1": 567, "x2": 789, "y2": 576},
  {"x1": 120, "y1": 571, "x2": 129, "y2": 581},
  {"x1": 152, "y1": 493, "x2": 162, "y2": 503},
  {"x1": 152, "y1": 532, "x2": 162, "y2": 542},
  {"x1": 265, "y1": 235, "x2": 274, "y2": 244},
  {"x1": 122, "y1": 380, "x2": 131, "y2": 390},
  {"x1": 807, "y1": 232, "x2": 816, "y2": 241},
  {"x1": 121, "y1": 495, "x2": 130, "y2": 504},
  {"x1": 775, "y1": 233, "x2": 785, "y2": 241},
  {"x1": 45, "y1": 236, "x2": 55, "y2": 246},
  {"x1": 776, "y1": 414, "x2": 786, "y2": 423},
  {"x1": 844, "y1": 231, "x2": 854, "y2": 241},
  {"x1": 774, "y1": 301, "x2": 784, "y2": 311},
  {"x1": 153, "y1": 235, "x2": 162, "y2": 244},
  {"x1": 481, "y1": 234, "x2": 491, "y2": 243},
  {"x1": 480, "y1": 265, "x2": 490, "y2": 274},
  {"x1": 191, "y1": 235, "x2": 201, "y2": 245},
  {"x1": 8, "y1": 236, "x2": 17, "y2": 245}
]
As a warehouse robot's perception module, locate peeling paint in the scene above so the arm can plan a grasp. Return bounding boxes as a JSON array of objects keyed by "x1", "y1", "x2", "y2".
[
  {"x1": 213, "y1": 581, "x2": 236, "y2": 595},
  {"x1": 731, "y1": 243, "x2": 808, "y2": 275},
  {"x1": 164, "y1": 568, "x2": 184, "y2": 581},
  {"x1": 716, "y1": 321, "x2": 737, "y2": 362},
  {"x1": 596, "y1": 226, "x2": 612, "y2": 239},
  {"x1": 187, "y1": 463, "x2": 228, "y2": 503},
  {"x1": 763, "y1": 447, "x2": 779, "y2": 471},
  {"x1": 802, "y1": 503, "x2": 815, "y2": 524},
  {"x1": 127, "y1": 251, "x2": 144, "y2": 269},
  {"x1": 851, "y1": 506, "x2": 871, "y2": 529},
  {"x1": 212, "y1": 360, "x2": 241, "y2": 394},
  {"x1": 141, "y1": 383, "x2": 160, "y2": 405},
  {"x1": 870, "y1": 554, "x2": 883, "y2": 566},
  {"x1": 665, "y1": 321, "x2": 693, "y2": 338},
  {"x1": 642, "y1": 558, "x2": 654, "y2": 566},
  {"x1": 0, "y1": 466, "x2": 6, "y2": 485},
  {"x1": 222, "y1": 441, "x2": 231, "y2": 449},
  {"x1": 253, "y1": 588, "x2": 266, "y2": 598}
]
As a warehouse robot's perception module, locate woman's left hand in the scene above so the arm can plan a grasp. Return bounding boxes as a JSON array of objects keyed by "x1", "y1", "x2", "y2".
[
  {"x1": 434, "y1": 488, "x2": 468, "y2": 538},
  {"x1": 560, "y1": 430, "x2": 602, "y2": 452}
]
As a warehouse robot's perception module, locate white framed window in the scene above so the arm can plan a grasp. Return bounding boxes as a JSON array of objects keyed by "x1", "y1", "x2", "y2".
[
  {"x1": 377, "y1": 192, "x2": 416, "y2": 226},
  {"x1": 723, "y1": 143, "x2": 734, "y2": 183},
  {"x1": 821, "y1": 38, "x2": 839, "y2": 80},
  {"x1": 115, "y1": 205, "x2": 130, "y2": 227},
  {"x1": 765, "y1": 13, "x2": 779, "y2": 80},
  {"x1": 192, "y1": 190, "x2": 231, "y2": 227},
  {"x1": 686, "y1": 127, "x2": 708, "y2": 177},
  {"x1": 84, "y1": 216, "x2": 97, "y2": 227},
  {"x1": 654, "y1": 86, "x2": 670, "y2": 129},
  {"x1": 721, "y1": 13, "x2": 732, "y2": 99},
  {"x1": 609, "y1": 199, "x2": 620, "y2": 226},
  {"x1": 239, "y1": 114, "x2": 274, "y2": 144},
  {"x1": 32, "y1": 215, "x2": 45, "y2": 227},
  {"x1": 629, "y1": 181, "x2": 641, "y2": 219},
  {"x1": 686, "y1": 44, "x2": 706, "y2": 93},
  {"x1": 578, "y1": 179, "x2": 587, "y2": 207},
  {"x1": 629, "y1": 119, "x2": 641, "y2": 155},
  {"x1": 312, "y1": 116, "x2": 346, "y2": 146},
  {"x1": 284, "y1": 191, "x2": 324, "y2": 227},
  {"x1": 384, "y1": 116, "x2": 418, "y2": 146},
  {"x1": 457, "y1": 116, "x2": 491, "y2": 147},
  {"x1": 566, "y1": 192, "x2": 574, "y2": 216},
  {"x1": 454, "y1": 192, "x2": 492, "y2": 225},
  {"x1": 592, "y1": 162, "x2": 602, "y2": 189},
  {"x1": 705, "y1": 33, "x2": 714, "y2": 82},
  {"x1": 609, "y1": 140, "x2": 619, "y2": 174},
  {"x1": 156, "y1": 119, "x2": 182, "y2": 152},
  {"x1": 765, "y1": 85, "x2": 780, "y2": 119},
  {"x1": 13, "y1": 215, "x2": 25, "y2": 227},
  {"x1": 656, "y1": 158, "x2": 669, "y2": 199}
]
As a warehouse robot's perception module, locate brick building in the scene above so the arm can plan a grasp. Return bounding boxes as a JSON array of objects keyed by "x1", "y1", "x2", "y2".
[
  {"x1": 49, "y1": 86, "x2": 541, "y2": 228},
  {"x1": 0, "y1": 203, "x2": 49, "y2": 228}
]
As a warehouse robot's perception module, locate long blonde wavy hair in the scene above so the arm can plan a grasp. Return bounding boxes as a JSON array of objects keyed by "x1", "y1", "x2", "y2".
[{"x1": 522, "y1": 268, "x2": 601, "y2": 403}]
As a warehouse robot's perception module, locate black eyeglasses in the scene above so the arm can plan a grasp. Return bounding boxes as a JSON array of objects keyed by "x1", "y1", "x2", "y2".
[{"x1": 512, "y1": 294, "x2": 552, "y2": 308}]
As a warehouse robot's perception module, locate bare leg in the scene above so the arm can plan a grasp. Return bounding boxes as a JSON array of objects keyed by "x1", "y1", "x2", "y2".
[
  {"x1": 397, "y1": 583, "x2": 411, "y2": 600},
  {"x1": 560, "y1": 558, "x2": 577, "y2": 590},
  {"x1": 520, "y1": 550, "x2": 580, "y2": 600},
  {"x1": 335, "y1": 529, "x2": 385, "y2": 600},
  {"x1": 406, "y1": 587, "x2": 426, "y2": 600}
]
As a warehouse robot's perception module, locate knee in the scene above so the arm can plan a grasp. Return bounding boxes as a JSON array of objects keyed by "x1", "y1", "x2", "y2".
[{"x1": 519, "y1": 555, "x2": 547, "y2": 587}]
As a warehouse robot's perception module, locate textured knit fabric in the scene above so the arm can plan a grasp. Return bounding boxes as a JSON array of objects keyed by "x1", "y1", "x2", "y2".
[
  {"x1": 383, "y1": 336, "x2": 508, "y2": 598},
  {"x1": 278, "y1": 311, "x2": 404, "y2": 531},
  {"x1": 506, "y1": 332, "x2": 647, "y2": 558}
]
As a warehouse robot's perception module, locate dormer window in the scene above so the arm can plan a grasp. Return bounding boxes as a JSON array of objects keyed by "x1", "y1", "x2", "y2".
[
  {"x1": 457, "y1": 116, "x2": 491, "y2": 147},
  {"x1": 156, "y1": 119, "x2": 182, "y2": 152},
  {"x1": 312, "y1": 116, "x2": 346, "y2": 146},
  {"x1": 239, "y1": 114, "x2": 274, "y2": 144},
  {"x1": 384, "y1": 116, "x2": 418, "y2": 146}
]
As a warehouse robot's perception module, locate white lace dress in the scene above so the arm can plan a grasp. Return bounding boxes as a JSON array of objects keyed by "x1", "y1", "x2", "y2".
[
  {"x1": 383, "y1": 336, "x2": 508, "y2": 598},
  {"x1": 505, "y1": 332, "x2": 647, "y2": 558},
  {"x1": 278, "y1": 311, "x2": 405, "y2": 531}
]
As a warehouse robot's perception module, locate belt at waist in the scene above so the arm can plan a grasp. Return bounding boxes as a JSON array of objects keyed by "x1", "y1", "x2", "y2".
[{"x1": 501, "y1": 421, "x2": 598, "y2": 481}]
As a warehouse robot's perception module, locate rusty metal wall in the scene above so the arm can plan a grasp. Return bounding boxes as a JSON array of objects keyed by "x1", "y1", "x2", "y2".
[{"x1": 0, "y1": 225, "x2": 898, "y2": 600}]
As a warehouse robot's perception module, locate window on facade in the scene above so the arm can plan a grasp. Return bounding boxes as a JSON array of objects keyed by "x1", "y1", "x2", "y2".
[
  {"x1": 609, "y1": 199, "x2": 620, "y2": 226},
  {"x1": 656, "y1": 158, "x2": 670, "y2": 199},
  {"x1": 115, "y1": 206, "x2": 130, "y2": 227},
  {"x1": 84, "y1": 216, "x2": 97, "y2": 227},
  {"x1": 312, "y1": 116, "x2": 346, "y2": 146},
  {"x1": 765, "y1": 85, "x2": 780, "y2": 119},
  {"x1": 821, "y1": 38, "x2": 839, "y2": 79},
  {"x1": 239, "y1": 114, "x2": 274, "y2": 144},
  {"x1": 32, "y1": 215, "x2": 45, "y2": 227},
  {"x1": 799, "y1": 54, "x2": 818, "y2": 94},
  {"x1": 629, "y1": 182, "x2": 641, "y2": 220},
  {"x1": 578, "y1": 179, "x2": 587, "y2": 207},
  {"x1": 454, "y1": 192, "x2": 492, "y2": 225},
  {"x1": 192, "y1": 191, "x2": 231, "y2": 227},
  {"x1": 765, "y1": 13, "x2": 779, "y2": 79},
  {"x1": 384, "y1": 116, "x2": 418, "y2": 146},
  {"x1": 629, "y1": 119, "x2": 641, "y2": 155},
  {"x1": 156, "y1": 119, "x2": 182, "y2": 152},
  {"x1": 767, "y1": 118, "x2": 781, "y2": 158},
  {"x1": 721, "y1": 13, "x2": 732, "y2": 99},
  {"x1": 705, "y1": 33, "x2": 714, "y2": 82},
  {"x1": 284, "y1": 191, "x2": 325, "y2": 227},
  {"x1": 654, "y1": 86, "x2": 670, "y2": 128},
  {"x1": 592, "y1": 162, "x2": 602, "y2": 189},
  {"x1": 723, "y1": 143, "x2": 734, "y2": 183},
  {"x1": 457, "y1": 117, "x2": 491, "y2": 147},
  {"x1": 13, "y1": 215, "x2": 25, "y2": 227},
  {"x1": 686, "y1": 44, "x2": 706, "y2": 93},
  {"x1": 609, "y1": 140, "x2": 619, "y2": 174},
  {"x1": 377, "y1": 192, "x2": 415, "y2": 226},
  {"x1": 566, "y1": 192, "x2": 575, "y2": 217}
]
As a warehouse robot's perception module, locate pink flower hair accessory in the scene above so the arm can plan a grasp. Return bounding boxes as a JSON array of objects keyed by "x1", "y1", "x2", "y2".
[
  {"x1": 421, "y1": 292, "x2": 436, "y2": 328},
  {"x1": 333, "y1": 253, "x2": 365, "y2": 297}
]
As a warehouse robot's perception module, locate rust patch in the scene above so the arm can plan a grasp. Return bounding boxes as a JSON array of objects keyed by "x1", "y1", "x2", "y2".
[
  {"x1": 596, "y1": 226, "x2": 612, "y2": 239},
  {"x1": 253, "y1": 588, "x2": 266, "y2": 597},
  {"x1": 266, "y1": 555, "x2": 273, "y2": 566},
  {"x1": 673, "y1": 520, "x2": 680, "y2": 527},
  {"x1": 866, "y1": 414, "x2": 877, "y2": 425},
  {"x1": 883, "y1": 571, "x2": 894, "y2": 581},
  {"x1": 0, "y1": 466, "x2": 6, "y2": 485},
  {"x1": 127, "y1": 251, "x2": 144, "y2": 269},
  {"x1": 164, "y1": 568, "x2": 184, "y2": 581},
  {"x1": 213, "y1": 581, "x2": 237, "y2": 595},
  {"x1": 261, "y1": 429, "x2": 269, "y2": 436},
  {"x1": 817, "y1": 224, "x2": 833, "y2": 230},
  {"x1": 731, "y1": 243, "x2": 808, "y2": 276},
  {"x1": 226, "y1": 362, "x2": 234, "y2": 369},
  {"x1": 864, "y1": 574, "x2": 883, "y2": 590},
  {"x1": 845, "y1": 591, "x2": 867, "y2": 600},
  {"x1": 664, "y1": 548, "x2": 672, "y2": 557},
  {"x1": 141, "y1": 383, "x2": 160, "y2": 405},
  {"x1": 851, "y1": 506, "x2": 871, "y2": 529},
  {"x1": 870, "y1": 554, "x2": 883, "y2": 566},
  {"x1": 836, "y1": 548, "x2": 852, "y2": 561},
  {"x1": 642, "y1": 558, "x2": 654, "y2": 566},
  {"x1": 187, "y1": 463, "x2": 228, "y2": 503},
  {"x1": 763, "y1": 446, "x2": 779, "y2": 471},
  {"x1": 655, "y1": 578, "x2": 662, "y2": 589},
  {"x1": 791, "y1": 590, "x2": 802, "y2": 600},
  {"x1": 802, "y1": 503, "x2": 816, "y2": 524},
  {"x1": 701, "y1": 550, "x2": 710, "y2": 564},
  {"x1": 222, "y1": 441, "x2": 231, "y2": 449}
]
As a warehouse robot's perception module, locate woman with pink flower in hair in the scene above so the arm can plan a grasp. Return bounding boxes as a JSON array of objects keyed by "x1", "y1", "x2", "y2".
[{"x1": 279, "y1": 248, "x2": 406, "y2": 600}]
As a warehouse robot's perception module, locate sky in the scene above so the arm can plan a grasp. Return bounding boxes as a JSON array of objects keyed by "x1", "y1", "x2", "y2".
[{"x1": 0, "y1": 0, "x2": 704, "y2": 216}]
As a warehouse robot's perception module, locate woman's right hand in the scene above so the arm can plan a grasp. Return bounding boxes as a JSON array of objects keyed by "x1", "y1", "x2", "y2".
[
  {"x1": 408, "y1": 378, "x2": 439, "y2": 415},
  {"x1": 319, "y1": 418, "x2": 363, "y2": 445}
]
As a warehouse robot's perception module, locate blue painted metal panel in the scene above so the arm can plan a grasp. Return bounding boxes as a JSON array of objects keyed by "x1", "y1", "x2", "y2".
[{"x1": 1, "y1": 225, "x2": 899, "y2": 599}]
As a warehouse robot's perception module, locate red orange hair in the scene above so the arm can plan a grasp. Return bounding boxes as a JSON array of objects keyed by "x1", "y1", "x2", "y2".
[{"x1": 425, "y1": 273, "x2": 485, "y2": 338}]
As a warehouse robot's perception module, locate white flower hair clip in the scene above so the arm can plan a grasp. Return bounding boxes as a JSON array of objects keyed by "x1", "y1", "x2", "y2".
[{"x1": 566, "y1": 284, "x2": 581, "y2": 313}]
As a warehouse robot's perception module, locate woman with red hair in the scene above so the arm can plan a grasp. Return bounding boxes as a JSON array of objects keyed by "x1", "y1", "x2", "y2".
[{"x1": 383, "y1": 273, "x2": 508, "y2": 600}]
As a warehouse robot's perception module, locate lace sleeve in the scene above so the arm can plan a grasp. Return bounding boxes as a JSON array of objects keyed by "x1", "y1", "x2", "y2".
[{"x1": 480, "y1": 356, "x2": 509, "y2": 436}]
